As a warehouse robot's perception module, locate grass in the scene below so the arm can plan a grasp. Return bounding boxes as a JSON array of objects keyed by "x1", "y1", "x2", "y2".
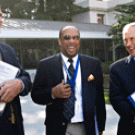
[{"x1": 104, "y1": 90, "x2": 110, "y2": 104}]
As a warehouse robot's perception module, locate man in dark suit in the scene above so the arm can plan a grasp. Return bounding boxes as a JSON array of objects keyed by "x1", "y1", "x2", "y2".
[
  {"x1": 109, "y1": 22, "x2": 135, "y2": 135},
  {"x1": 0, "y1": 12, "x2": 32, "y2": 135},
  {"x1": 31, "y1": 25, "x2": 106, "y2": 135}
]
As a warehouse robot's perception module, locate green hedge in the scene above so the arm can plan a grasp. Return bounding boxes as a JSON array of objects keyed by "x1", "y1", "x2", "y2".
[
  {"x1": 100, "y1": 62, "x2": 112, "y2": 89},
  {"x1": 104, "y1": 90, "x2": 110, "y2": 104},
  {"x1": 103, "y1": 74, "x2": 109, "y2": 89},
  {"x1": 101, "y1": 61, "x2": 113, "y2": 74}
]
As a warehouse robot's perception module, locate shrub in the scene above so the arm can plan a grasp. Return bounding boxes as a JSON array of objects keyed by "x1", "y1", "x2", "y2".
[{"x1": 101, "y1": 61, "x2": 113, "y2": 74}]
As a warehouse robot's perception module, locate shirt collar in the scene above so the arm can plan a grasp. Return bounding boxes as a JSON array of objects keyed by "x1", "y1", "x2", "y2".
[
  {"x1": 126, "y1": 55, "x2": 135, "y2": 63},
  {"x1": 60, "y1": 53, "x2": 78, "y2": 67}
]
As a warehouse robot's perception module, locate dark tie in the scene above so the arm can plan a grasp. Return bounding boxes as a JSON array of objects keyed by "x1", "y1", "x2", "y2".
[{"x1": 62, "y1": 59, "x2": 76, "y2": 121}]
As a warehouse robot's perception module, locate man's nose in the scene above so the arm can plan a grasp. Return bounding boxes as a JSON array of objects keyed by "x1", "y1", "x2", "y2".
[
  {"x1": 126, "y1": 39, "x2": 132, "y2": 47},
  {"x1": 69, "y1": 38, "x2": 75, "y2": 43}
]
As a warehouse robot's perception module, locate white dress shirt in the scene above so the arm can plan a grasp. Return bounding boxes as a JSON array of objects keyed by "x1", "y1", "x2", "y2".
[{"x1": 61, "y1": 53, "x2": 84, "y2": 123}]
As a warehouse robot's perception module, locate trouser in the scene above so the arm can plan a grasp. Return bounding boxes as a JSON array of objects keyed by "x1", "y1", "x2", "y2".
[{"x1": 66, "y1": 122, "x2": 86, "y2": 135}]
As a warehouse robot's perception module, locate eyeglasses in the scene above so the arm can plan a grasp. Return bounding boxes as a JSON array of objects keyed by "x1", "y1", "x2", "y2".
[{"x1": 62, "y1": 35, "x2": 80, "y2": 40}]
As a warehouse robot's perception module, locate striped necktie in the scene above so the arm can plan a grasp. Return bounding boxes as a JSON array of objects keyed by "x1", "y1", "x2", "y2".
[{"x1": 62, "y1": 59, "x2": 76, "y2": 121}]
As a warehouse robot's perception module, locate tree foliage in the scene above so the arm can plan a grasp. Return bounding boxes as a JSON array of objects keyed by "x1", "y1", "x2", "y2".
[
  {"x1": 0, "y1": 0, "x2": 21, "y2": 13},
  {"x1": 34, "y1": 0, "x2": 89, "y2": 21},
  {"x1": 108, "y1": 4, "x2": 135, "y2": 46},
  {"x1": 11, "y1": 0, "x2": 35, "y2": 19},
  {"x1": 0, "y1": 0, "x2": 89, "y2": 21},
  {"x1": 0, "y1": 0, "x2": 35, "y2": 19},
  {"x1": 0, "y1": 0, "x2": 22, "y2": 7}
]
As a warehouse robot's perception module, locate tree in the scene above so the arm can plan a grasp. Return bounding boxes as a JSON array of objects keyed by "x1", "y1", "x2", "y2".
[
  {"x1": 11, "y1": 0, "x2": 35, "y2": 19},
  {"x1": 34, "y1": 0, "x2": 89, "y2": 21},
  {"x1": 0, "y1": 0, "x2": 21, "y2": 13},
  {"x1": 37, "y1": 0, "x2": 44, "y2": 13},
  {"x1": 0, "y1": 0, "x2": 35, "y2": 19},
  {"x1": 0, "y1": 0, "x2": 22, "y2": 7},
  {"x1": 108, "y1": 4, "x2": 135, "y2": 46}
]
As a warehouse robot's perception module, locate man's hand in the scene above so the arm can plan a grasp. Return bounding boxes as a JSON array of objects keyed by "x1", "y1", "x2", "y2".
[
  {"x1": 52, "y1": 80, "x2": 71, "y2": 98},
  {"x1": 0, "y1": 79, "x2": 23, "y2": 103}
]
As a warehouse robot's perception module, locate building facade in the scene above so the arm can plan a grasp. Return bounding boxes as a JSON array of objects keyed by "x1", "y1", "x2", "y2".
[
  {"x1": 0, "y1": 19, "x2": 114, "y2": 70},
  {"x1": 73, "y1": 0, "x2": 134, "y2": 25}
]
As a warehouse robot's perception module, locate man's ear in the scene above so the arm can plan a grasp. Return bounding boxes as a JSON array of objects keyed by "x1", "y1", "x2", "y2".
[{"x1": 58, "y1": 38, "x2": 62, "y2": 47}]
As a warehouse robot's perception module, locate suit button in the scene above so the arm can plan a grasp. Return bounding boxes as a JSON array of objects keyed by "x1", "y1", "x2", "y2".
[{"x1": 62, "y1": 122, "x2": 65, "y2": 126}]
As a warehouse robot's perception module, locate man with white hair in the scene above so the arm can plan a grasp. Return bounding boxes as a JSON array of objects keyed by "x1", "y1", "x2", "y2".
[{"x1": 110, "y1": 22, "x2": 135, "y2": 135}]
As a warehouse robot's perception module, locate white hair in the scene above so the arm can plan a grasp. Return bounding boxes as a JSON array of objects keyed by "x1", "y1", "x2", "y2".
[{"x1": 122, "y1": 22, "x2": 135, "y2": 39}]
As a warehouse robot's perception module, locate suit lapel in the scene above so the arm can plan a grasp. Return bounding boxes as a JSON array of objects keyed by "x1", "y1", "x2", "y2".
[
  {"x1": 53, "y1": 54, "x2": 64, "y2": 83},
  {"x1": 125, "y1": 56, "x2": 135, "y2": 80},
  {"x1": 79, "y1": 54, "x2": 94, "y2": 84},
  {"x1": 79, "y1": 55, "x2": 86, "y2": 90},
  {"x1": 79, "y1": 54, "x2": 94, "y2": 93}
]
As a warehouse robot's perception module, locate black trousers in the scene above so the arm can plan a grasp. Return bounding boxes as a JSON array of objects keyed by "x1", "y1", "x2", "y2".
[
  {"x1": 0, "y1": 104, "x2": 24, "y2": 135},
  {"x1": 11, "y1": 123, "x2": 24, "y2": 135},
  {"x1": 117, "y1": 118, "x2": 135, "y2": 135}
]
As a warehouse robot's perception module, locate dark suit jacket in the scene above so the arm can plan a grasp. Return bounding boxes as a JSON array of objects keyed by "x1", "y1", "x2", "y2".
[
  {"x1": 110, "y1": 55, "x2": 135, "y2": 135},
  {"x1": 0, "y1": 42, "x2": 32, "y2": 135},
  {"x1": 31, "y1": 53, "x2": 106, "y2": 135}
]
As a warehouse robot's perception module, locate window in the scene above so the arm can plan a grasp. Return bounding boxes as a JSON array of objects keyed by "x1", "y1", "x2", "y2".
[{"x1": 97, "y1": 14, "x2": 104, "y2": 24}]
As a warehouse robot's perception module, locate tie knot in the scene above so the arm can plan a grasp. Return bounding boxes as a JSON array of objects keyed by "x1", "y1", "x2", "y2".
[{"x1": 68, "y1": 59, "x2": 73, "y2": 64}]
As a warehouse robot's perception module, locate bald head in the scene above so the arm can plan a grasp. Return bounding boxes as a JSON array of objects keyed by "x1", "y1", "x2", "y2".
[{"x1": 59, "y1": 25, "x2": 80, "y2": 39}]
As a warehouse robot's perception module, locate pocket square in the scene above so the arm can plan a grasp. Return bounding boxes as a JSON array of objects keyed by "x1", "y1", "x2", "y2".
[{"x1": 88, "y1": 74, "x2": 94, "y2": 82}]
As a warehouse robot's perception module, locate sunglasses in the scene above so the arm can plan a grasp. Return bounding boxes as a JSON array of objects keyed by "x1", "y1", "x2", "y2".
[{"x1": 62, "y1": 35, "x2": 80, "y2": 40}]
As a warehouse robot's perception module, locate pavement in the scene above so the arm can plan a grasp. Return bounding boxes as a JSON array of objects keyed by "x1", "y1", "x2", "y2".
[{"x1": 20, "y1": 93, "x2": 120, "y2": 135}]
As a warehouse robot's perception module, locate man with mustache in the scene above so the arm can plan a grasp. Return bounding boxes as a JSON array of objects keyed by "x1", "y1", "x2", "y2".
[{"x1": 31, "y1": 25, "x2": 106, "y2": 135}]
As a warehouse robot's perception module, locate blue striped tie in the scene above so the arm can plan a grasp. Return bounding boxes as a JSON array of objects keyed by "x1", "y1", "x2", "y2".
[{"x1": 63, "y1": 59, "x2": 76, "y2": 121}]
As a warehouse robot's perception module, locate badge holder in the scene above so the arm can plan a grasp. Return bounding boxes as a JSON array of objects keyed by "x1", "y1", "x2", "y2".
[{"x1": 127, "y1": 92, "x2": 135, "y2": 107}]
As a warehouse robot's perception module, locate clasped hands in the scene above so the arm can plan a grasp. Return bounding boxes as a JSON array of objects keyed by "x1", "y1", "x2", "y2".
[
  {"x1": 52, "y1": 80, "x2": 71, "y2": 98},
  {"x1": 0, "y1": 79, "x2": 23, "y2": 103}
]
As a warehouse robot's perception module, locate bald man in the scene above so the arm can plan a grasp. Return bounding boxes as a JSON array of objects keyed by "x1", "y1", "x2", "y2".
[{"x1": 31, "y1": 25, "x2": 106, "y2": 135}]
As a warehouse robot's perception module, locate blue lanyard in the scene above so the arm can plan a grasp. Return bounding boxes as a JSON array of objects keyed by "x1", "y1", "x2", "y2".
[{"x1": 62, "y1": 56, "x2": 80, "y2": 89}]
